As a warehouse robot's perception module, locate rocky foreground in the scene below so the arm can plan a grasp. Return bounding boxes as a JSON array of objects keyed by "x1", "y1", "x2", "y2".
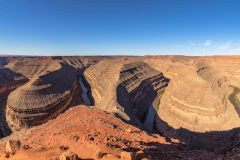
[
  {"x1": 0, "y1": 56, "x2": 240, "y2": 159},
  {"x1": 0, "y1": 105, "x2": 237, "y2": 160}
]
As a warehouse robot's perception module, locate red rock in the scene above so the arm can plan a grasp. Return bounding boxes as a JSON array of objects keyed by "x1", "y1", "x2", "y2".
[
  {"x1": 59, "y1": 151, "x2": 79, "y2": 160},
  {"x1": 120, "y1": 151, "x2": 133, "y2": 160}
]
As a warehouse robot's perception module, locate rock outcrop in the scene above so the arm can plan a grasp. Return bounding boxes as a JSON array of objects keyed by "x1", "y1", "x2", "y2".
[
  {"x1": 151, "y1": 57, "x2": 240, "y2": 150},
  {"x1": 53, "y1": 56, "x2": 103, "y2": 69},
  {"x1": 6, "y1": 63, "x2": 81, "y2": 130},
  {"x1": 0, "y1": 67, "x2": 27, "y2": 94},
  {"x1": 1, "y1": 57, "x2": 105, "y2": 131},
  {"x1": 2, "y1": 105, "x2": 236, "y2": 160},
  {"x1": 120, "y1": 151, "x2": 133, "y2": 160},
  {"x1": 2, "y1": 55, "x2": 240, "y2": 154},
  {"x1": 0, "y1": 67, "x2": 28, "y2": 137},
  {"x1": 6, "y1": 57, "x2": 62, "y2": 78},
  {"x1": 0, "y1": 106, "x2": 182, "y2": 160},
  {"x1": 5, "y1": 139, "x2": 21, "y2": 154},
  {"x1": 117, "y1": 62, "x2": 169, "y2": 123},
  {"x1": 59, "y1": 151, "x2": 79, "y2": 160},
  {"x1": 85, "y1": 59, "x2": 169, "y2": 129}
]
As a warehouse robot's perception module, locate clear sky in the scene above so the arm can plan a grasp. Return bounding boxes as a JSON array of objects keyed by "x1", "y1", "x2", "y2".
[{"x1": 0, "y1": 0, "x2": 240, "y2": 56}]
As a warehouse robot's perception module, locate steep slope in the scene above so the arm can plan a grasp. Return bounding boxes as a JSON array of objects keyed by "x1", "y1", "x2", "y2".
[
  {"x1": 0, "y1": 67, "x2": 27, "y2": 94},
  {"x1": 53, "y1": 56, "x2": 104, "y2": 69},
  {"x1": 0, "y1": 106, "x2": 183, "y2": 160},
  {"x1": 1, "y1": 105, "x2": 239, "y2": 160},
  {"x1": 147, "y1": 57, "x2": 240, "y2": 150},
  {"x1": 2, "y1": 55, "x2": 240, "y2": 155},
  {"x1": 0, "y1": 67, "x2": 28, "y2": 137},
  {"x1": 5, "y1": 58, "x2": 61, "y2": 78},
  {"x1": 5, "y1": 61, "x2": 82, "y2": 130},
  {"x1": 85, "y1": 59, "x2": 169, "y2": 130}
]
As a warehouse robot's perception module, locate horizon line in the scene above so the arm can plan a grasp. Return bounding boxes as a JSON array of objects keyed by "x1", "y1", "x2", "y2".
[{"x1": 1, "y1": 54, "x2": 240, "y2": 57}]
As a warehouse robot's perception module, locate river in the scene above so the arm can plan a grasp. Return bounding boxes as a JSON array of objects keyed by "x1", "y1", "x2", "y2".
[
  {"x1": 143, "y1": 106, "x2": 156, "y2": 132},
  {"x1": 79, "y1": 77, "x2": 91, "y2": 106},
  {"x1": 229, "y1": 87, "x2": 240, "y2": 117}
]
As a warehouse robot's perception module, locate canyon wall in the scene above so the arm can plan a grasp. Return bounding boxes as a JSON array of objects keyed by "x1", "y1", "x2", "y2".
[
  {"x1": 0, "y1": 66, "x2": 28, "y2": 136},
  {"x1": 2, "y1": 56, "x2": 240, "y2": 152},
  {"x1": 146, "y1": 57, "x2": 240, "y2": 150},
  {"x1": 0, "y1": 67, "x2": 28, "y2": 94},
  {"x1": 5, "y1": 61, "x2": 82, "y2": 130},
  {"x1": 117, "y1": 61, "x2": 169, "y2": 124},
  {"x1": 2, "y1": 57, "x2": 106, "y2": 131},
  {"x1": 85, "y1": 59, "x2": 169, "y2": 129}
]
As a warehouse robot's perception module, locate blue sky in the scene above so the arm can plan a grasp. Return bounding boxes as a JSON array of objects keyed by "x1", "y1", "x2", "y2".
[{"x1": 0, "y1": 0, "x2": 240, "y2": 56}]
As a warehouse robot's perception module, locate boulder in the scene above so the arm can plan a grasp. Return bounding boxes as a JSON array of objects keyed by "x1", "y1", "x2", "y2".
[
  {"x1": 121, "y1": 151, "x2": 133, "y2": 160},
  {"x1": 59, "y1": 151, "x2": 79, "y2": 160},
  {"x1": 96, "y1": 149, "x2": 105, "y2": 159},
  {"x1": 5, "y1": 139, "x2": 21, "y2": 154}
]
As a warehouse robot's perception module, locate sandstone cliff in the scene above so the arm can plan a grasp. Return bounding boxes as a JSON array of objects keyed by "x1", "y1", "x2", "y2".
[
  {"x1": 85, "y1": 59, "x2": 169, "y2": 130},
  {"x1": 6, "y1": 62, "x2": 82, "y2": 130},
  {"x1": 0, "y1": 66, "x2": 28, "y2": 137},
  {"x1": 0, "y1": 67, "x2": 27, "y2": 94},
  {"x1": 145, "y1": 57, "x2": 240, "y2": 150}
]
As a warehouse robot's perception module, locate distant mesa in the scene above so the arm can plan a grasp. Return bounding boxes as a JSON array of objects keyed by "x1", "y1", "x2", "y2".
[{"x1": 0, "y1": 66, "x2": 27, "y2": 94}]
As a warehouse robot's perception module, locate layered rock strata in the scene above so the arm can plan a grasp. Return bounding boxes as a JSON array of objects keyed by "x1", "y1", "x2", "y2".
[
  {"x1": 0, "y1": 67, "x2": 28, "y2": 136},
  {"x1": 84, "y1": 59, "x2": 123, "y2": 113},
  {"x1": 85, "y1": 60, "x2": 169, "y2": 129},
  {"x1": 6, "y1": 58, "x2": 62, "y2": 78},
  {"x1": 0, "y1": 67, "x2": 28, "y2": 94},
  {"x1": 154, "y1": 58, "x2": 240, "y2": 150},
  {"x1": 117, "y1": 62, "x2": 169, "y2": 124},
  {"x1": 6, "y1": 64, "x2": 81, "y2": 130}
]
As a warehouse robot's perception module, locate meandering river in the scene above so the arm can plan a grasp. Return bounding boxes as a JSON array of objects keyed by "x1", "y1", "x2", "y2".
[
  {"x1": 143, "y1": 105, "x2": 156, "y2": 132},
  {"x1": 79, "y1": 77, "x2": 91, "y2": 106},
  {"x1": 229, "y1": 87, "x2": 240, "y2": 117}
]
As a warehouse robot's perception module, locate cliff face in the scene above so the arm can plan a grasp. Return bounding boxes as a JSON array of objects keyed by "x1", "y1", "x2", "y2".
[
  {"x1": 2, "y1": 57, "x2": 106, "y2": 131},
  {"x1": 117, "y1": 62, "x2": 169, "y2": 124},
  {"x1": 85, "y1": 59, "x2": 169, "y2": 129},
  {"x1": 147, "y1": 57, "x2": 240, "y2": 150},
  {"x1": 6, "y1": 63, "x2": 82, "y2": 130},
  {"x1": 0, "y1": 57, "x2": 8, "y2": 66},
  {"x1": 3, "y1": 56, "x2": 240, "y2": 153},
  {"x1": 53, "y1": 56, "x2": 104, "y2": 69},
  {"x1": 0, "y1": 67, "x2": 28, "y2": 137},
  {"x1": 0, "y1": 67, "x2": 27, "y2": 94},
  {"x1": 5, "y1": 58, "x2": 62, "y2": 78}
]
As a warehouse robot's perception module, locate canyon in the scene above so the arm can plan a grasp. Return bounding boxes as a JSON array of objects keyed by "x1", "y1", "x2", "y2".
[{"x1": 0, "y1": 56, "x2": 240, "y2": 159}]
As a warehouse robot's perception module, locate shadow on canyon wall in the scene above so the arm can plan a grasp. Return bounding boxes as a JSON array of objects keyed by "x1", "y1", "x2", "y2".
[
  {"x1": 75, "y1": 61, "x2": 240, "y2": 152},
  {"x1": 153, "y1": 86, "x2": 240, "y2": 151},
  {"x1": 2, "y1": 61, "x2": 239, "y2": 153},
  {"x1": 78, "y1": 67, "x2": 95, "y2": 106},
  {"x1": 115, "y1": 72, "x2": 240, "y2": 152},
  {"x1": 116, "y1": 80, "x2": 165, "y2": 132},
  {"x1": 0, "y1": 91, "x2": 14, "y2": 137},
  {"x1": 0, "y1": 67, "x2": 30, "y2": 137},
  {"x1": 155, "y1": 116, "x2": 240, "y2": 152}
]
